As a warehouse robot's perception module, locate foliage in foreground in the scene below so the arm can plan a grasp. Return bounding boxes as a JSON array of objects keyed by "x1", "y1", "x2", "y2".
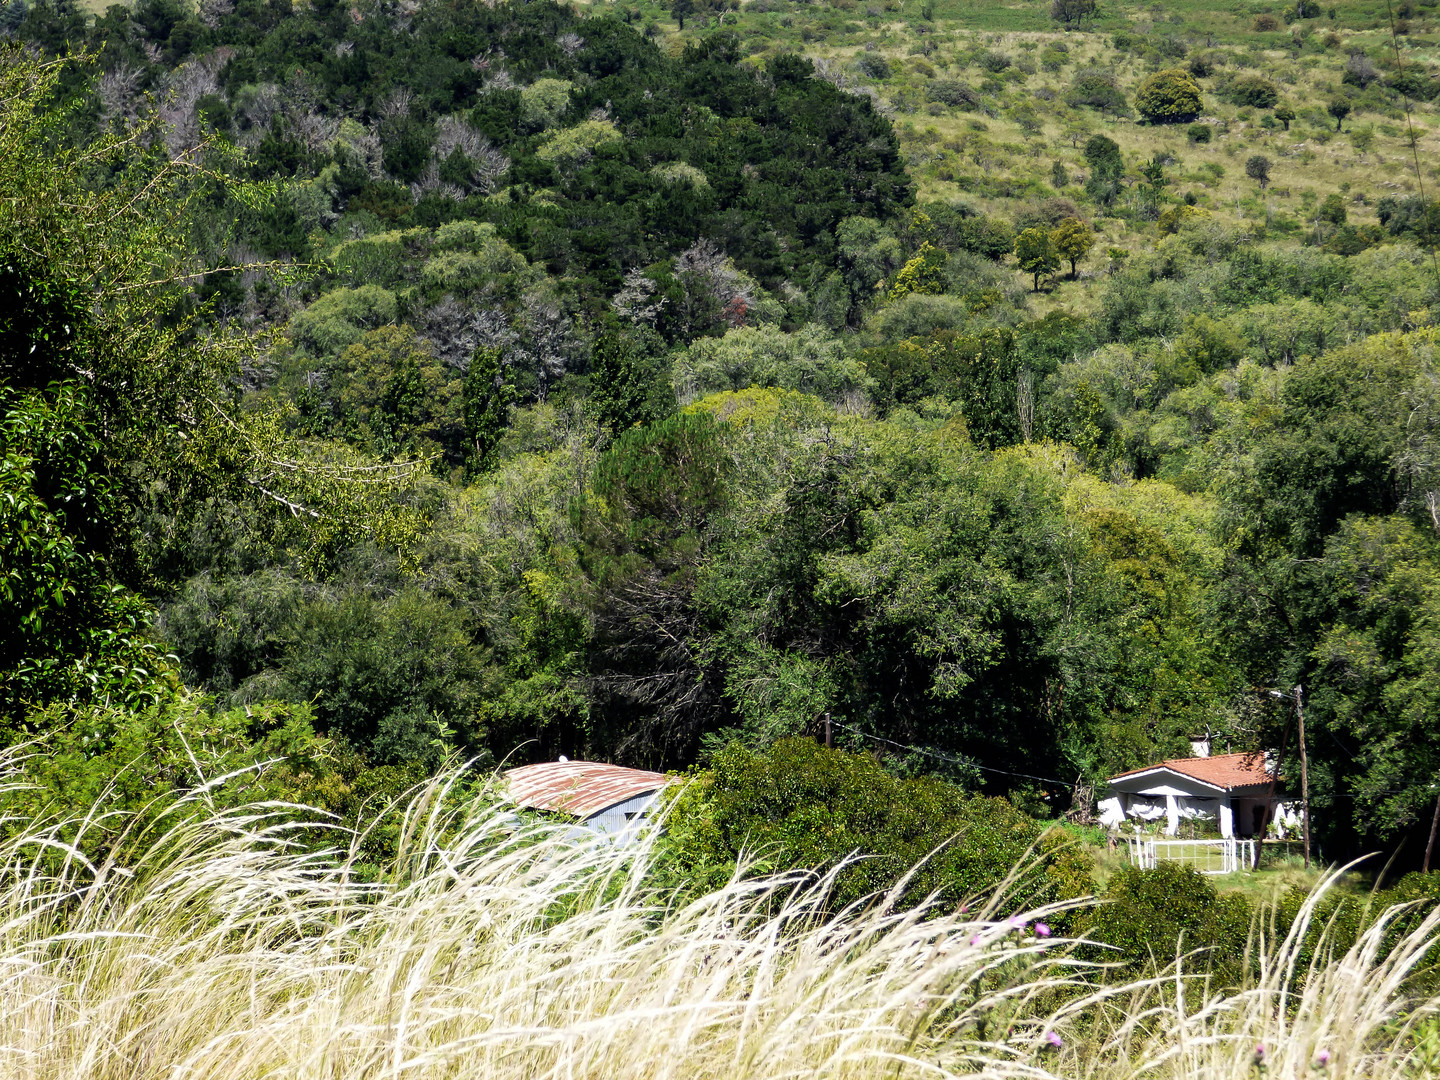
[
  {"x1": 0, "y1": 767, "x2": 1438, "y2": 1079},
  {"x1": 659, "y1": 736, "x2": 1093, "y2": 918}
]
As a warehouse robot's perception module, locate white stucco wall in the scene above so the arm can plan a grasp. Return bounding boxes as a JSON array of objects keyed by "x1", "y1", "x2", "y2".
[{"x1": 1104, "y1": 771, "x2": 1282, "y2": 838}]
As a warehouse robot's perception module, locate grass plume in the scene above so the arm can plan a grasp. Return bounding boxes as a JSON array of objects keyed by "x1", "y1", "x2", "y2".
[{"x1": 0, "y1": 765, "x2": 1435, "y2": 1079}]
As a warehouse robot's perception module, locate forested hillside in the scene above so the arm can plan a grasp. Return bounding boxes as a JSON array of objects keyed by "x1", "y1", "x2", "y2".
[{"x1": 3, "y1": 0, "x2": 1440, "y2": 870}]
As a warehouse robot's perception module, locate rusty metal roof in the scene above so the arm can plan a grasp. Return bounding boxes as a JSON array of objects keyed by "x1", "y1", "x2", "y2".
[
  {"x1": 1109, "y1": 752, "x2": 1273, "y2": 792},
  {"x1": 503, "y1": 761, "x2": 674, "y2": 819}
]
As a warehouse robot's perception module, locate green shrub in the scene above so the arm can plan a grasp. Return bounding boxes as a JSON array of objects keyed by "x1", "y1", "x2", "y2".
[
  {"x1": 658, "y1": 738, "x2": 1093, "y2": 917},
  {"x1": 1085, "y1": 862, "x2": 1253, "y2": 984},
  {"x1": 1067, "y1": 69, "x2": 1128, "y2": 114},
  {"x1": 1187, "y1": 122, "x2": 1212, "y2": 143},
  {"x1": 1318, "y1": 193, "x2": 1348, "y2": 225},
  {"x1": 671, "y1": 324, "x2": 866, "y2": 404},
  {"x1": 1274, "y1": 872, "x2": 1440, "y2": 991},
  {"x1": 1224, "y1": 74, "x2": 1280, "y2": 108},
  {"x1": 1188, "y1": 52, "x2": 1219, "y2": 77},
  {"x1": 518, "y1": 78, "x2": 574, "y2": 132},
  {"x1": 926, "y1": 80, "x2": 981, "y2": 108},
  {"x1": 3, "y1": 695, "x2": 329, "y2": 855},
  {"x1": 1134, "y1": 69, "x2": 1204, "y2": 124},
  {"x1": 856, "y1": 52, "x2": 891, "y2": 80},
  {"x1": 288, "y1": 286, "x2": 399, "y2": 358}
]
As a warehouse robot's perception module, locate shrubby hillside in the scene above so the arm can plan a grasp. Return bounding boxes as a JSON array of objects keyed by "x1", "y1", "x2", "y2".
[{"x1": 2, "y1": 0, "x2": 1440, "y2": 879}]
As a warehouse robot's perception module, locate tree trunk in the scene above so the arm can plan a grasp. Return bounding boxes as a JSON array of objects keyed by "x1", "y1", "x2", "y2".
[
  {"x1": 1425, "y1": 791, "x2": 1440, "y2": 874},
  {"x1": 1295, "y1": 685, "x2": 1310, "y2": 869}
]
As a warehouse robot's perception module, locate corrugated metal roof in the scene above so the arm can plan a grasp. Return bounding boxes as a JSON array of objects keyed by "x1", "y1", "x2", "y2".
[
  {"x1": 1109, "y1": 752, "x2": 1272, "y2": 792},
  {"x1": 503, "y1": 761, "x2": 674, "y2": 819}
]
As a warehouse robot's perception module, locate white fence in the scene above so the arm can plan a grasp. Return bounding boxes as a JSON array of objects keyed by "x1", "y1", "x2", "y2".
[{"x1": 1126, "y1": 837, "x2": 1256, "y2": 875}]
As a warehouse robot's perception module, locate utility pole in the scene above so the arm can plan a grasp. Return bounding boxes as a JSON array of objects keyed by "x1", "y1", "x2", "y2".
[
  {"x1": 1294, "y1": 685, "x2": 1311, "y2": 869},
  {"x1": 1425, "y1": 786, "x2": 1440, "y2": 874},
  {"x1": 1258, "y1": 691, "x2": 1294, "y2": 870}
]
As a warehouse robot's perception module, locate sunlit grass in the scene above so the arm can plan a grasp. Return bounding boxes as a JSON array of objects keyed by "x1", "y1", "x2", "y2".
[{"x1": 0, "y1": 763, "x2": 1437, "y2": 1080}]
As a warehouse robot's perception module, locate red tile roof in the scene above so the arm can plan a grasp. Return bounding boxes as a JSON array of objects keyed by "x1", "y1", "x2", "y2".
[
  {"x1": 503, "y1": 761, "x2": 673, "y2": 819},
  {"x1": 1109, "y1": 752, "x2": 1272, "y2": 791}
]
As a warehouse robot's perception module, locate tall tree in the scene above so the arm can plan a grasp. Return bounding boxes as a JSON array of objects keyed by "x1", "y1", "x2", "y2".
[
  {"x1": 589, "y1": 327, "x2": 670, "y2": 434},
  {"x1": 463, "y1": 347, "x2": 517, "y2": 478},
  {"x1": 0, "y1": 53, "x2": 426, "y2": 719}
]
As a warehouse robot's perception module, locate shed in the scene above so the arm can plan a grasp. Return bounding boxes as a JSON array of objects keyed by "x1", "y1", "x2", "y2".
[
  {"x1": 1097, "y1": 751, "x2": 1280, "y2": 838},
  {"x1": 503, "y1": 760, "x2": 674, "y2": 840}
]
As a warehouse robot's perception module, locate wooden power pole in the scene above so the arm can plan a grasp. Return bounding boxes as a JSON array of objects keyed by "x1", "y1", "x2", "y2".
[{"x1": 1256, "y1": 692, "x2": 1294, "y2": 870}]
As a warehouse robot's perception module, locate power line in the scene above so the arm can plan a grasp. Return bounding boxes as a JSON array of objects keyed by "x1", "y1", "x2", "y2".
[{"x1": 827, "y1": 720, "x2": 1079, "y2": 789}]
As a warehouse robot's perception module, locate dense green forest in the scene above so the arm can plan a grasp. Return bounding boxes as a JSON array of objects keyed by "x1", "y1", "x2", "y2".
[{"x1": 3, "y1": 0, "x2": 1440, "y2": 875}]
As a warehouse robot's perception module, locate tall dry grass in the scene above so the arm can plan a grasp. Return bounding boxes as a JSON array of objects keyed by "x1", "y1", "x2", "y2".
[{"x1": 0, "y1": 767, "x2": 1436, "y2": 1080}]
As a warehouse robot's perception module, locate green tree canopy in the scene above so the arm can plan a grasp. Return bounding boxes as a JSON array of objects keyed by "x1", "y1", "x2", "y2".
[
  {"x1": 1014, "y1": 227, "x2": 1060, "y2": 291},
  {"x1": 1051, "y1": 217, "x2": 1096, "y2": 279},
  {"x1": 1083, "y1": 134, "x2": 1124, "y2": 205},
  {"x1": 1134, "y1": 69, "x2": 1204, "y2": 124}
]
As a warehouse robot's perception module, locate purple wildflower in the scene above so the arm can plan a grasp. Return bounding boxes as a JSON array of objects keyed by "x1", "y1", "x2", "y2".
[
  {"x1": 1034, "y1": 922, "x2": 1052, "y2": 938},
  {"x1": 1045, "y1": 1031, "x2": 1063, "y2": 1050},
  {"x1": 1315, "y1": 1049, "x2": 1331, "y2": 1067}
]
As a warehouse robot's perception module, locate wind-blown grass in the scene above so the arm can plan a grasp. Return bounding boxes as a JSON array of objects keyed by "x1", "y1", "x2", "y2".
[{"x1": 0, "y1": 767, "x2": 1436, "y2": 1080}]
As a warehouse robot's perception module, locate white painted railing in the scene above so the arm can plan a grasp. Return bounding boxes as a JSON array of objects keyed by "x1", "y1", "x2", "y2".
[{"x1": 1126, "y1": 837, "x2": 1256, "y2": 874}]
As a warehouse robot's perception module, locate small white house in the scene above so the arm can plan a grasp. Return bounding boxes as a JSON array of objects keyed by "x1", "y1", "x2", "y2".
[
  {"x1": 1098, "y1": 747, "x2": 1279, "y2": 839},
  {"x1": 503, "y1": 760, "x2": 674, "y2": 841}
]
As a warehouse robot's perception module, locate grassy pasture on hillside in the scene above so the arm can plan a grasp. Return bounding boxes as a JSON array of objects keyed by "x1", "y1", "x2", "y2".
[{"x1": 618, "y1": 0, "x2": 1440, "y2": 306}]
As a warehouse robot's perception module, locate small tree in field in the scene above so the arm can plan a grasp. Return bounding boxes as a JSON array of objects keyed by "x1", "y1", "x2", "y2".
[
  {"x1": 1050, "y1": 0, "x2": 1097, "y2": 30},
  {"x1": 1245, "y1": 155, "x2": 1272, "y2": 190},
  {"x1": 1014, "y1": 227, "x2": 1060, "y2": 291},
  {"x1": 1051, "y1": 217, "x2": 1095, "y2": 278},
  {"x1": 1134, "y1": 69, "x2": 1203, "y2": 124},
  {"x1": 1327, "y1": 98, "x2": 1352, "y2": 130},
  {"x1": 1083, "y1": 133, "x2": 1124, "y2": 205},
  {"x1": 1274, "y1": 102, "x2": 1295, "y2": 130}
]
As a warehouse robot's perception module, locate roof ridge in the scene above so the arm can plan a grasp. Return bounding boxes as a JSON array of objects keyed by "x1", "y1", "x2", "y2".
[
  {"x1": 503, "y1": 761, "x2": 674, "y2": 818},
  {"x1": 1108, "y1": 751, "x2": 1273, "y2": 790}
]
